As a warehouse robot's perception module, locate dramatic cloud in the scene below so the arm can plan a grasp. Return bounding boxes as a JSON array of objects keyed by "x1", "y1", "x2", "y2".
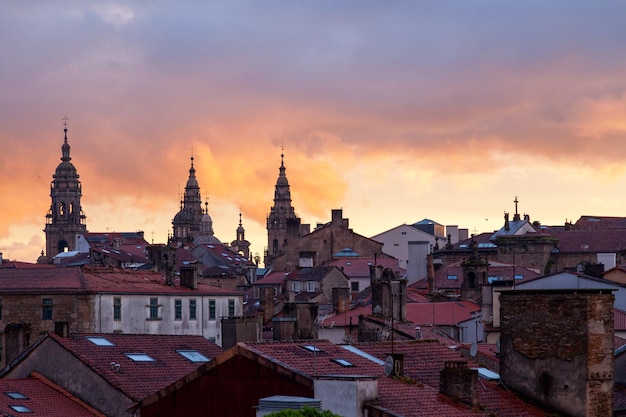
[{"x1": 3, "y1": 1, "x2": 626, "y2": 261}]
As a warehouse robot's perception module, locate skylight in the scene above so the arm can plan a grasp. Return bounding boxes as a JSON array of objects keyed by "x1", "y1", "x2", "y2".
[
  {"x1": 9, "y1": 405, "x2": 32, "y2": 413},
  {"x1": 86, "y1": 336, "x2": 115, "y2": 346},
  {"x1": 302, "y1": 345, "x2": 322, "y2": 353},
  {"x1": 4, "y1": 392, "x2": 27, "y2": 400},
  {"x1": 125, "y1": 353, "x2": 156, "y2": 362},
  {"x1": 177, "y1": 350, "x2": 210, "y2": 362},
  {"x1": 332, "y1": 358, "x2": 354, "y2": 367}
]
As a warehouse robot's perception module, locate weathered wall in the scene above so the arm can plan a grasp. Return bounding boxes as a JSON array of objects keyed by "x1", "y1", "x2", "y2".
[{"x1": 500, "y1": 290, "x2": 614, "y2": 417}]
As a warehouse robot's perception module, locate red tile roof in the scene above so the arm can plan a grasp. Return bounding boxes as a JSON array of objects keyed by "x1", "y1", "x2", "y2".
[
  {"x1": 406, "y1": 301, "x2": 481, "y2": 326},
  {"x1": 48, "y1": 333, "x2": 223, "y2": 401},
  {"x1": 0, "y1": 267, "x2": 86, "y2": 293},
  {"x1": 0, "y1": 373, "x2": 105, "y2": 416},
  {"x1": 253, "y1": 271, "x2": 289, "y2": 286},
  {"x1": 326, "y1": 258, "x2": 405, "y2": 279}
]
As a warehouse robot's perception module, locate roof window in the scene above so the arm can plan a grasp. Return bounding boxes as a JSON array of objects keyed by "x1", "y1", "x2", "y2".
[
  {"x1": 4, "y1": 392, "x2": 27, "y2": 400},
  {"x1": 86, "y1": 336, "x2": 115, "y2": 346},
  {"x1": 302, "y1": 345, "x2": 323, "y2": 353},
  {"x1": 125, "y1": 353, "x2": 156, "y2": 362},
  {"x1": 177, "y1": 350, "x2": 210, "y2": 362},
  {"x1": 332, "y1": 358, "x2": 354, "y2": 367},
  {"x1": 9, "y1": 405, "x2": 32, "y2": 413}
]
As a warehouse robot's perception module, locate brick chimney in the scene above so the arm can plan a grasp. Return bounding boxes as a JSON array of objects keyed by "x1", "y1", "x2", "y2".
[
  {"x1": 439, "y1": 361, "x2": 478, "y2": 406},
  {"x1": 261, "y1": 287, "x2": 276, "y2": 325},
  {"x1": 179, "y1": 265, "x2": 198, "y2": 289}
]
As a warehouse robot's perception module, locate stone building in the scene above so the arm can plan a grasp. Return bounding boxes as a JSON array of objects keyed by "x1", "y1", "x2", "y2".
[
  {"x1": 268, "y1": 209, "x2": 390, "y2": 272},
  {"x1": 230, "y1": 212, "x2": 251, "y2": 259},
  {"x1": 500, "y1": 289, "x2": 614, "y2": 417},
  {"x1": 43, "y1": 124, "x2": 88, "y2": 262}
]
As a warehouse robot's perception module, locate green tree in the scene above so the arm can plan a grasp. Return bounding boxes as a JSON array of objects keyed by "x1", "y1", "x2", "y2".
[{"x1": 265, "y1": 407, "x2": 343, "y2": 417}]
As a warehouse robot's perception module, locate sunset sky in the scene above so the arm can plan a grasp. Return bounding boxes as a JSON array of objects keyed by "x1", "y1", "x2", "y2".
[{"x1": 3, "y1": 2, "x2": 626, "y2": 263}]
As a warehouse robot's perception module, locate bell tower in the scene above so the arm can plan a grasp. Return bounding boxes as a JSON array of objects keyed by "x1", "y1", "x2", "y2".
[
  {"x1": 266, "y1": 149, "x2": 301, "y2": 266},
  {"x1": 43, "y1": 119, "x2": 87, "y2": 261}
]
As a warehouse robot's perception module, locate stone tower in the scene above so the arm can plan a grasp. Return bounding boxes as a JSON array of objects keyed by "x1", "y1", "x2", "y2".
[
  {"x1": 266, "y1": 151, "x2": 301, "y2": 265},
  {"x1": 231, "y1": 212, "x2": 250, "y2": 259},
  {"x1": 171, "y1": 156, "x2": 204, "y2": 245},
  {"x1": 43, "y1": 124, "x2": 87, "y2": 261}
]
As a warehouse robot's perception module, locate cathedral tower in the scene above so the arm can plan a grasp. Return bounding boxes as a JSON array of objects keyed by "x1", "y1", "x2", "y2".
[
  {"x1": 43, "y1": 123, "x2": 87, "y2": 261},
  {"x1": 266, "y1": 151, "x2": 301, "y2": 264},
  {"x1": 171, "y1": 156, "x2": 204, "y2": 245},
  {"x1": 231, "y1": 212, "x2": 250, "y2": 259}
]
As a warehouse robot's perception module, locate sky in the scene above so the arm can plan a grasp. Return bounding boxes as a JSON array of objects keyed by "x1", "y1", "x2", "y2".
[{"x1": 3, "y1": 1, "x2": 626, "y2": 263}]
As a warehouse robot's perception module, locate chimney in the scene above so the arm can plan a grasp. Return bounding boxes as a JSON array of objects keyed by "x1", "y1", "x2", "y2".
[
  {"x1": 332, "y1": 287, "x2": 350, "y2": 314},
  {"x1": 262, "y1": 287, "x2": 276, "y2": 325},
  {"x1": 426, "y1": 253, "x2": 435, "y2": 294},
  {"x1": 440, "y1": 361, "x2": 478, "y2": 406},
  {"x1": 331, "y1": 209, "x2": 343, "y2": 225},
  {"x1": 180, "y1": 265, "x2": 198, "y2": 289}
]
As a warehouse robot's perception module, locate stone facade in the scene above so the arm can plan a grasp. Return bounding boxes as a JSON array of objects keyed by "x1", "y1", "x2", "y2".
[
  {"x1": 500, "y1": 289, "x2": 614, "y2": 417},
  {"x1": 270, "y1": 209, "x2": 389, "y2": 272}
]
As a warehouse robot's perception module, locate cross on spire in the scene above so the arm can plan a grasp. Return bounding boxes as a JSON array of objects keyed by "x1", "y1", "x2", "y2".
[
  {"x1": 514, "y1": 196, "x2": 519, "y2": 216},
  {"x1": 62, "y1": 115, "x2": 69, "y2": 128}
]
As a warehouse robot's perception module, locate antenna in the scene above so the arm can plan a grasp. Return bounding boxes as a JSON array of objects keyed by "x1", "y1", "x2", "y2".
[{"x1": 470, "y1": 342, "x2": 478, "y2": 358}]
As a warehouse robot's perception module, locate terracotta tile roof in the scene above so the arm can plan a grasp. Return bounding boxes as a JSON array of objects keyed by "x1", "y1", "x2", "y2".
[
  {"x1": 406, "y1": 301, "x2": 481, "y2": 326},
  {"x1": 326, "y1": 258, "x2": 405, "y2": 279},
  {"x1": 286, "y1": 266, "x2": 336, "y2": 282},
  {"x1": 543, "y1": 228, "x2": 626, "y2": 253},
  {"x1": 243, "y1": 339, "x2": 550, "y2": 416},
  {"x1": 353, "y1": 340, "x2": 549, "y2": 417},
  {"x1": 574, "y1": 216, "x2": 626, "y2": 230},
  {"x1": 48, "y1": 333, "x2": 223, "y2": 402},
  {"x1": 0, "y1": 267, "x2": 86, "y2": 293},
  {"x1": 0, "y1": 373, "x2": 105, "y2": 416},
  {"x1": 81, "y1": 267, "x2": 244, "y2": 296},
  {"x1": 321, "y1": 305, "x2": 371, "y2": 327},
  {"x1": 253, "y1": 271, "x2": 289, "y2": 286}
]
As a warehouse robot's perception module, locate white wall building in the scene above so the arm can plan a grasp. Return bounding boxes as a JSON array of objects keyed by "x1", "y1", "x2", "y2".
[{"x1": 84, "y1": 269, "x2": 244, "y2": 346}]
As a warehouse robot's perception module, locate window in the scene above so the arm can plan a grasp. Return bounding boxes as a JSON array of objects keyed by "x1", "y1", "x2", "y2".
[
  {"x1": 351, "y1": 281, "x2": 359, "y2": 292},
  {"x1": 125, "y1": 353, "x2": 155, "y2": 362},
  {"x1": 307, "y1": 281, "x2": 315, "y2": 292},
  {"x1": 302, "y1": 345, "x2": 322, "y2": 353},
  {"x1": 209, "y1": 300, "x2": 216, "y2": 320},
  {"x1": 4, "y1": 392, "x2": 27, "y2": 400},
  {"x1": 9, "y1": 405, "x2": 32, "y2": 413},
  {"x1": 149, "y1": 298, "x2": 159, "y2": 320},
  {"x1": 42, "y1": 298, "x2": 53, "y2": 320},
  {"x1": 177, "y1": 350, "x2": 210, "y2": 362},
  {"x1": 189, "y1": 299, "x2": 197, "y2": 320},
  {"x1": 292, "y1": 281, "x2": 300, "y2": 292},
  {"x1": 113, "y1": 297, "x2": 121, "y2": 321},
  {"x1": 228, "y1": 299, "x2": 235, "y2": 317},
  {"x1": 447, "y1": 275, "x2": 458, "y2": 280},
  {"x1": 332, "y1": 358, "x2": 354, "y2": 367},
  {"x1": 175, "y1": 299, "x2": 182, "y2": 320},
  {"x1": 514, "y1": 274, "x2": 524, "y2": 280},
  {"x1": 86, "y1": 336, "x2": 114, "y2": 346}
]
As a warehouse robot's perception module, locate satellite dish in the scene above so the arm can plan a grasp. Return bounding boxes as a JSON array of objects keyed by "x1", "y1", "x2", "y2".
[
  {"x1": 384, "y1": 355, "x2": 394, "y2": 376},
  {"x1": 470, "y1": 342, "x2": 478, "y2": 358}
]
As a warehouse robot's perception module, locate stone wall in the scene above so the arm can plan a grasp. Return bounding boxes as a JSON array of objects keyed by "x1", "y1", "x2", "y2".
[{"x1": 500, "y1": 289, "x2": 614, "y2": 417}]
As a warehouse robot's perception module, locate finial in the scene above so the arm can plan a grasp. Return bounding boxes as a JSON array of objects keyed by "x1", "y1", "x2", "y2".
[
  {"x1": 514, "y1": 196, "x2": 519, "y2": 215},
  {"x1": 239, "y1": 211, "x2": 243, "y2": 227},
  {"x1": 205, "y1": 200, "x2": 208, "y2": 214},
  {"x1": 62, "y1": 115, "x2": 69, "y2": 141},
  {"x1": 280, "y1": 143, "x2": 285, "y2": 166}
]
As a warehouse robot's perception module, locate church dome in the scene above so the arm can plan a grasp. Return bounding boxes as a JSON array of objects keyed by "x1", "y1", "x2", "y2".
[{"x1": 173, "y1": 209, "x2": 192, "y2": 224}]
